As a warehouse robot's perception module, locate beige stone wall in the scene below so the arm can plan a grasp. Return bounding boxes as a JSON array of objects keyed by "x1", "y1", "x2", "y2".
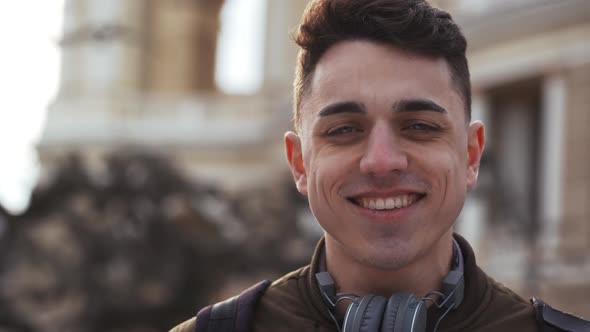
[
  {"x1": 58, "y1": 0, "x2": 146, "y2": 99},
  {"x1": 143, "y1": 0, "x2": 224, "y2": 95},
  {"x1": 560, "y1": 63, "x2": 590, "y2": 257}
]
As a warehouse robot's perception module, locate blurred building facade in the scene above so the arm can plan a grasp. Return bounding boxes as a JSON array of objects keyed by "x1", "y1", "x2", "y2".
[
  {"x1": 434, "y1": 0, "x2": 590, "y2": 315},
  {"x1": 39, "y1": 0, "x2": 308, "y2": 193},
  {"x1": 39, "y1": 0, "x2": 589, "y2": 316}
]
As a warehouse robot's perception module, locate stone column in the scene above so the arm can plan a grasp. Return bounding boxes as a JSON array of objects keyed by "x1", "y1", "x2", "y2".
[
  {"x1": 262, "y1": 0, "x2": 309, "y2": 93},
  {"x1": 58, "y1": 0, "x2": 145, "y2": 99},
  {"x1": 143, "y1": 0, "x2": 224, "y2": 95},
  {"x1": 558, "y1": 65, "x2": 590, "y2": 257},
  {"x1": 58, "y1": 0, "x2": 84, "y2": 99},
  {"x1": 538, "y1": 73, "x2": 567, "y2": 259},
  {"x1": 456, "y1": 92, "x2": 491, "y2": 257}
]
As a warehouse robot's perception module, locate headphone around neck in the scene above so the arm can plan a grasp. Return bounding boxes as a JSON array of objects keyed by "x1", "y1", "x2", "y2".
[{"x1": 315, "y1": 240, "x2": 465, "y2": 332}]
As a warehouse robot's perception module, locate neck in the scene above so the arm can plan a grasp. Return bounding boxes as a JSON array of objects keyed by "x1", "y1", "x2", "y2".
[{"x1": 324, "y1": 231, "x2": 454, "y2": 317}]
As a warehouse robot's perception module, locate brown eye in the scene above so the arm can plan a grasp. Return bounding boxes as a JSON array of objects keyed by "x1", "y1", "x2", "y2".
[
  {"x1": 406, "y1": 122, "x2": 439, "y2": 131},
  {"x1": 327, "y1": 126, "x2": 361, "y2": 136}
]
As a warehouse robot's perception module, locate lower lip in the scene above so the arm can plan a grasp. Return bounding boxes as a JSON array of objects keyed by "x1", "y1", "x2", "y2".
[{"x1": 346, "y1": 197, "x2": 424, "y2": 223}]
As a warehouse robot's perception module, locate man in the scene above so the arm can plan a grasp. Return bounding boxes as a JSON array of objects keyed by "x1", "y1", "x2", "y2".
[{"x1": 171, "y1": 0, "x2": 589, "y2": 331}]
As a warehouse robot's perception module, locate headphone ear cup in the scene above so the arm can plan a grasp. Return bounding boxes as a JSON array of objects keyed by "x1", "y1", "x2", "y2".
[
  {"x1": 348, "y1": 295, "x2": 387, "y2": 332},
  {"x1": 380, "y1": 293, "x2": 407, "y2": 332},
  {"x1": 404, "y1": 295, "x2": 427, "y2": 332},
  {"x1": 381, "y1": 293, "x2": 427, "y2": 332},
  {"x1": 342, "y1": 297, "x2": 361, "y2": 332}
]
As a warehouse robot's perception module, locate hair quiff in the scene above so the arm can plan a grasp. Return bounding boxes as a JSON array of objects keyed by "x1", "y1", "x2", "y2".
[{"x1": 292, "y1": 0, "x2": 471, "y2": 132}]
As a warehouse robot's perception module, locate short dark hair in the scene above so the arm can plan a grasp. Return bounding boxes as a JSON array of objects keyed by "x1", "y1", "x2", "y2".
[{"x1": 293, "y1": 0, "x2": 470, "y2": 132}]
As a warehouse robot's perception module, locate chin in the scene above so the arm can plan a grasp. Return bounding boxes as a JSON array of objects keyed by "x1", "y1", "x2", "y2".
[
  {"x1": 360, "y1": 252, "x2": 412, "y2": 270},
  {"x1": 355, "y1": 241, "x2": 415, "y2": 270}
]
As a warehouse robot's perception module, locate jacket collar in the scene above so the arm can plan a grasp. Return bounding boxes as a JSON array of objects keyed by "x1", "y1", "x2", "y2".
[
  {"x1": 304, "y1": 234, "x2": 490, "y2": 331},
  {"x1": 428, "y1": 234, "x2": 491, "y2": 331}
]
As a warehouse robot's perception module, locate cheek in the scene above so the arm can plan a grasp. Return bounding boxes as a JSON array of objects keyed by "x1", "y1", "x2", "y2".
[
  {"x1": 306, "y1": 149, "x2": 356, "y2": 213},
  {"x1": 412, "y1": 143, "x2": 466, "y2": 192},
  {"x1": 309, "y1": 155, "x2": 344, "y2": 198},
  {"x1": 436, "y1": 151, "x2": 468, "y2": 210},
  {"x1": 306, "y1": 167, "x2": 340, "y2": 229}
]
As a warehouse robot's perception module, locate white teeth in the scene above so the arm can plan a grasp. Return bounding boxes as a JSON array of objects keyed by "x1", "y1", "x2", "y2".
[
  {"x1": 385, "y1": 198, "x2": 395, "y2": 209},
  {"x1": 376, "y1": 198, "x2": 385, "y2": 210},
  {"x1": 357, "y1": 194, "x2": 417, "y2": 210}
]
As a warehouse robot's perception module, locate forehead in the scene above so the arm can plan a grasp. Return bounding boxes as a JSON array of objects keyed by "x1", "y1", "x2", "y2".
[{"x1": 301, "y1": 40, "x2": 463, "y2": 124}]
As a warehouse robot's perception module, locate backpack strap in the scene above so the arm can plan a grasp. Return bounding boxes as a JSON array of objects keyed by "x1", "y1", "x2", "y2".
[
  {"x1": 195, "y1": 280, "x2": 272, "y2": 332},
  {"x1": 531, "y1": 297, "x2": 590, "y2": 332}
]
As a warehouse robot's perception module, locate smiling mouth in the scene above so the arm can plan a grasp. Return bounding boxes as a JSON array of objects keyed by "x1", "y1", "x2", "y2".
[{"x1": 348, "y1": 194, "x2": 425, "y2": 211}]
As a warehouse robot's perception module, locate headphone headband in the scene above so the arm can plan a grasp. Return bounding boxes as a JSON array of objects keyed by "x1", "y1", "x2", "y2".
[{"x1": 315, "y1": 239, "x2": 465, "y2": 332}]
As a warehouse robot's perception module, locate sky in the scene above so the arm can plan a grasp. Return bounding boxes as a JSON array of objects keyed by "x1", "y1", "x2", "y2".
[
  {"x1": 217, "y1": 0, "x2": 266, "y2": 94},
  {"x1": 0, "y1": 0, "x2": 265, "y2": 214},
  {"x1": 0, "y1": 0, "x2": 63, "y2": 213}
]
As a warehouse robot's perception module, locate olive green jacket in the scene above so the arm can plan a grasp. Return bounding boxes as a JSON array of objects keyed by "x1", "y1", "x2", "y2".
[{"x1": 170, "y1": 234, "x2": 538, "y2": 332}]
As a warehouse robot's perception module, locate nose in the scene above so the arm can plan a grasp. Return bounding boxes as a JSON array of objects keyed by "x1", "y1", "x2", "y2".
[{"x1": 359, "y1": 123, "x2": 408, "y2": 176}]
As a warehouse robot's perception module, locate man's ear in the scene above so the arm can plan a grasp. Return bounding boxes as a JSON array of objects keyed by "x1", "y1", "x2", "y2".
[
  {"x1": 285, "y1": 131, "x2": 308, "y2": 195},
  {"x1": 466, "y1": 121, "x2": 485, "y2": 189}
]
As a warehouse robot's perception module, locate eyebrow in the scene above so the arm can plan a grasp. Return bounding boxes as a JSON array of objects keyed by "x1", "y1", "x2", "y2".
[
  {"x1": 316, "y1": 98, "x2": 447, "y2": 117},
  {"x1": 318, "y1": 101, "x2": 366, "y2": 117},
  {"x1": 393, "y1": 98, "x2": 448, "y2": 114}
]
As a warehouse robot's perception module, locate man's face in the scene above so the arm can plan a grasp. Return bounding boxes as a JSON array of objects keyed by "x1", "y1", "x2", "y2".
[{"x1": 285, "y1": 40, "x2": 484, "y2": 269}]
